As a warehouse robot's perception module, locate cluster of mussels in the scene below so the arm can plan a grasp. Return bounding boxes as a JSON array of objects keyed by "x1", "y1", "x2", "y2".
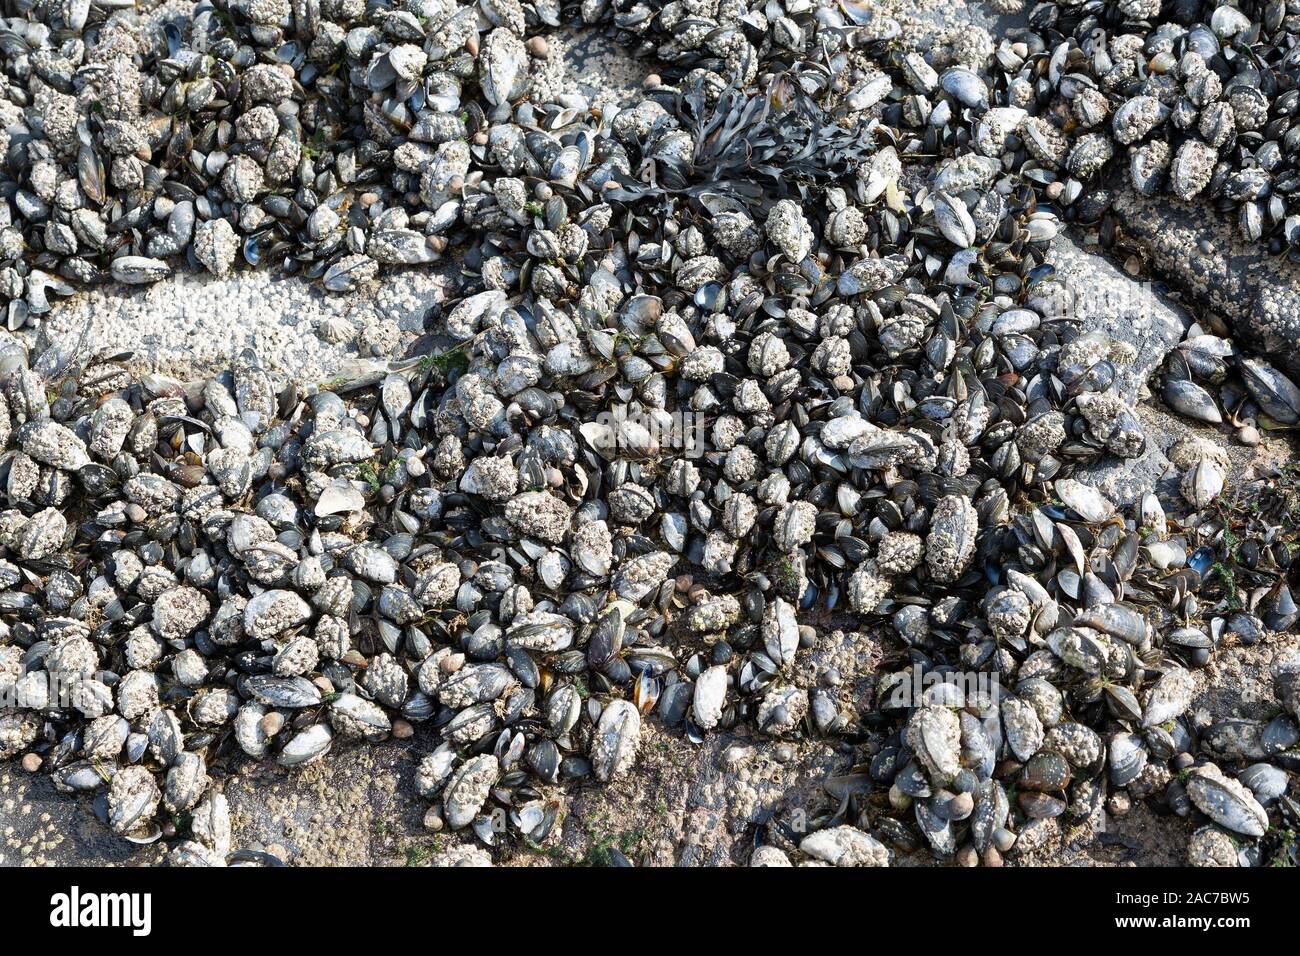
[
  {"x1": 1, "y1": 0, "x2": 1299, "y2": 868},
  {"x1": 604, "y1": 0, "x2": 1300, "y2": 256},
  {"x1": 994, "y1": 0, "x2": 1300, "y2": 251}
]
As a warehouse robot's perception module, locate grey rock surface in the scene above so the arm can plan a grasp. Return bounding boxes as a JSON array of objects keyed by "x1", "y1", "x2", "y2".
[
  {"x1": 1046, "y1": 235, "x2": 1190, "y2": 505},
  {"x1": 1047, "y1": 235, "x2": 1190, "y2": 402},
  {"x1": 1114, "y1": 190, "x2": 1300, "y2": 377}
]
